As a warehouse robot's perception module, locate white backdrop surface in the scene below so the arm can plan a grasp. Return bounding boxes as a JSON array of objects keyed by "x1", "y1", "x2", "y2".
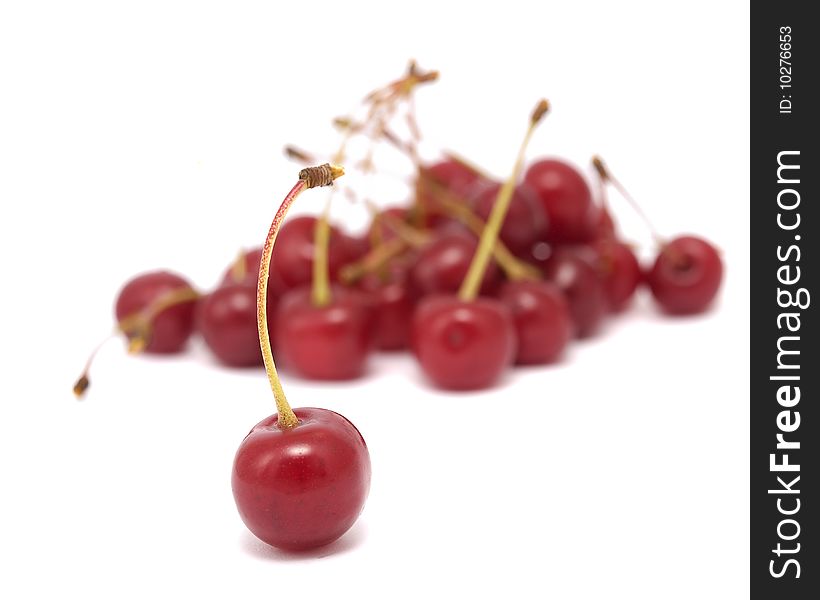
[{"x1": 0, "y1": 1, "x2": 750, "y2": 598}]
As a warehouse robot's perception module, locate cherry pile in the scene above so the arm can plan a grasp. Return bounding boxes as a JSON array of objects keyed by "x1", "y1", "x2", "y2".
[{"x1": 73, "y1": 63, "x2": 724, "y2": 552}]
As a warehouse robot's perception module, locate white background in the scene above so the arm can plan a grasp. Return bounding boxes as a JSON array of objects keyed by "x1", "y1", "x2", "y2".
[{"x1": 0, "y1": 1, "x2": 750, "y2": 598}]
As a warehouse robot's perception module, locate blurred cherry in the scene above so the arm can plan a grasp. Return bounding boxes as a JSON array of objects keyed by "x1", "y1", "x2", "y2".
[
  {"x1": 524, "y1": 159, "x2": 596, "y2": 243},
  {"x1": 543, "y1": 249, "x2": 607, "y2": 338},
  {"x1": 471, "y1": 182, "x2": 547, "y2": 257},
  {"x1": 410, "y1": 231, "x2": 501, "y2": 296},
  {"x1": 498, "y1": 279, "x2": 572, "y2": 364},
  {"x1": 647, "y1": 235, "x2": 723, "y2": 314},
  {"x1": 271, "y1": 216, "x2": 353, "y2": 289}
]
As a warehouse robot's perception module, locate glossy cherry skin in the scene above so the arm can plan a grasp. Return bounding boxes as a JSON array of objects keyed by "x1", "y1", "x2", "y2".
[
  {"x1": 647, "y1": 235, "x2": 723, "y2": 314},
  {"x1": 498, "y1": 280, "x2": 573, "y2": 364},
  {"x1": 232, "y1": 407, "x2": 371, "y2": 551},
  {"x1": 115, "y1": 271, "x2": 197, "y2": 353},
  {"x1": 358, "y1": 268, "x2": 417, "y2": 351},
  {"x1": 524, "y1": 159, "x2": 596, "y2": 243},
  {"x1": 275, "y1": 287, "x2": 375, "y2": 380},
  {"x1": 410, "y1": 232, "x2": 501, "y2": 297},
  {"x1": 411, "y1": 296, "x2": 516, "y2": 390},
  {"x1": 470, "y1": 182, "x2": 547, "y2": 257},
  {"x1": 543, "y1": 250, "x2": 607, "y2": 338},
  {"x1": 592, "y1": 239, "x2": 643, "y2": 312},
  {"x1": 198, "y1": 283, "x2": 276, "y2": 367},
  {"x1": 271, "y1": 216, "x2": 354, "y2": 289}
]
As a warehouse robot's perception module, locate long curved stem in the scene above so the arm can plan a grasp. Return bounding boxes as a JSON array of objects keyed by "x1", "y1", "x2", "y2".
[{"x1": 258, "y1": 164, "x2": 344, "y2": 429}]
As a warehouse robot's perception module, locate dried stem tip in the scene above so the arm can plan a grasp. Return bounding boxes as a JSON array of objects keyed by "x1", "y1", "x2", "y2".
[
  {"x1": 73, "y1": 375, "x2": 90, "y2": 398},
  {"x1": 592, "y1": 155, "x2": 609, "y2": 181},
  {"x1": 298, "y1": 163, "x2": 345, "y2": 189},
  {"x1": 531, "y1": 99, "x2": 550, "y2": 125}
]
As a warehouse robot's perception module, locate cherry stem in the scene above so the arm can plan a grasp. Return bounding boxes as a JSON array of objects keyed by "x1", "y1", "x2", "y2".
[
  {"x1": 458, "y1": 99, "x2": 549, "y2": 301},
  {"x1": 258, "y1": 164, "x2": 344, "y2": 429},
  {"x1": 592, "y1": 155, "x2": 664, "y2": 245},
  {"x1": 230, "y1": 249, "x2": 248, "y2": 282},
  {"x1": 422, "y1": 177, "x2": 541, "y2": 282},
  {"x1": 339, "y1": 237, "x2": 408, "y2": 284},
  {"x1": 72, "y1": 285, "x2": 200, "y2": 399},
  {"x1": 311, "y1": 199, "x2": 333, "y2": 307}
]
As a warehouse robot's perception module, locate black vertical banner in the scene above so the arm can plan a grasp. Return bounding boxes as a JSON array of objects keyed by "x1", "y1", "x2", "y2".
[{"x1": 751, "y1": 2, "x2": 818, "y2": 598}]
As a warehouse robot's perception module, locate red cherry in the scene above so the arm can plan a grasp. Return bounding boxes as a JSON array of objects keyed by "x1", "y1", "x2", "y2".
[
  {"x1": 471, "y1": 182, "x2": 547, "y2": 257},
  {"x1": 543, "y1": 250, "x2": 607, "y2": 338},
  {"x1": 232, "y1": 407, "x2": 371, "y2": 551},
  {"x1": 275, "y1": 287, "x2": 375, "y2": 380},
  {"x1": 198, "y1": 283, "x2": 274, "y2": 367},
  {"x1": 524, "y1": 159, "x2": 596, "y2": 243},
  {"x1": 416, "y1": 158, "x2": 486, "y2": 224},
  {"x1": 271, "y1": 216, "x2": 353, "y2": 289},
  {"x1": 411, "y1": 296, "x2": 516, "y2": 390},
  {"x1": 647, "y1": 235, "x2": 723, "y2": 314},
  {"x1": 357, "y1": 268, "x2": 417, "y2": 351},
  {"x1": 591, "y1": 239, "x2": 643, "y2": 312},
  {"x1": 410, "y1": 232, "x2": 501, "y2": 296},
  {"x1": 367, "y1": 206, "x2": 412, "y2": 245},
  {"x1": 341, "y1": 232, "x2": 371, "y2": 263},
  {"x1": 497, "y1": 279, "x2": 573, "y2": 364},
  {"x1": 114, "y1": 271, "x2": 198, "y2": 353}
]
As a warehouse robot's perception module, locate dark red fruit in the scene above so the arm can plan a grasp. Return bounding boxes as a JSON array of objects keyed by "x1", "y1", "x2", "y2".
[
  {"x1": 115, "y1": 271, "x2": 197, "y2": 353},
  {"x1": 543, "y1": 250, "x2": 607, "y2": 338},
  {"x1": 471, "y1": 182, "x2": 547, "y2": 257},
  {"x1": 198, "y1": 283, "x2": 274, "y2": 367},
  {"x1": 275, "y1": 287, "x2": 375, "y2": 380},
  {"x1": 647, "y1": 235, "x2": 723, "y2": 314},
  {"x1": 410, "y1": 232, "x2": 501, "y2": 297},
  {"x1": 271, "y1": 216, "x2": 354, "y2": 289},
  {"x1": 358, "y1": 268, "x2": 417, "y2": 351},
  {"x1": 592, "y1": 239, "x2": 643, "y2": 312},
  {"x1": 411, "y1": 296, "x2": 516, "y2": 390},
  {"x1": 524, "y1": 159, "x2": 596, "y2": 243},
  {"x1": 232, "y1": 407, "x2": 371, "y2": 551},
  {"x1": 416, "y1": 158, "x2": 487, "y2": 224},
  {"x1": 498, "y1": 280, "x2": 573, "y2": 364}
]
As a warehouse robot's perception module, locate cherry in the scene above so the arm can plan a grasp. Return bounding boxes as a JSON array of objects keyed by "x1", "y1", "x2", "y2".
[
  {"x1": 415, "y1": 156, "x2": 487, "y2": 224},
  {"x1": 591, "y1": 239, "x2": 643, "y2": 312},
  {"x1": 270, "y1": 215, "x2": 353, "y2": 289},
  {"x1": 497, "y1": 279, "x2": 572, "y2": 364},
  {"x1": 232, "y1": 163, "x2": 370, "y2": 552},
  {"x1": 410, "y1": 231, "x2": 501, "y2": 296},
  {"x1": 114, "y1": 271, "x2": 199, "y2": 353},
  {"x1": 412, "y1": 296, "x2": 516, "y2": 389},
  {"x1": 470, "y1": 182, "x2": 547, "y2": 257},
  {"x1": 73, "y1": 270, "x2": 200, "y2": 398},
  {"x1": 647, "y1": 235, "x2": 723, "y2": 314},
  {"x1": 275, "y1": 286, "x2": 375, "y2": 379},
  {"x1": 358, "y1": 267, "x2": 417, "y2": 351},
  {"x1": 543, "y1": 249, "x2": 607, "y2": 338},
  {"x1": 233, "y1": 407, "x2": 371, "y2": 551},
  {"x1": 198, "y1": 283, "x2": 272, "y2": 367},
  {"x1": 411, "y1": 99, "x2": 549, "y2": 389},
  {"x1": 524, "y1": 159, "x2": 596, "y2": 243}
]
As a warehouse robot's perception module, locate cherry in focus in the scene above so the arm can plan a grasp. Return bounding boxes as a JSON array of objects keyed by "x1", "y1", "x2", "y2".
[
  {"x1": 647, "y1": 235, "x2": 723, "y2": 314},
  {"x1": 232, "y1": 407, "x2": 371, "y2": 551},
  {"x1": 275, "y1": 287, "x2": 375, "y2": 380},
  {"x1": 498, "y1": 279, "x2": 573, "y2": 364},
  {"x1": 524, "y1": 159, "x2": 596, "y2": 243},
  {"x1": 411, "y1": 296, "x2": 516, "y2": 390},
  {"x1": 115, "y1": 271, "x2": 198, "y2": 353}
]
